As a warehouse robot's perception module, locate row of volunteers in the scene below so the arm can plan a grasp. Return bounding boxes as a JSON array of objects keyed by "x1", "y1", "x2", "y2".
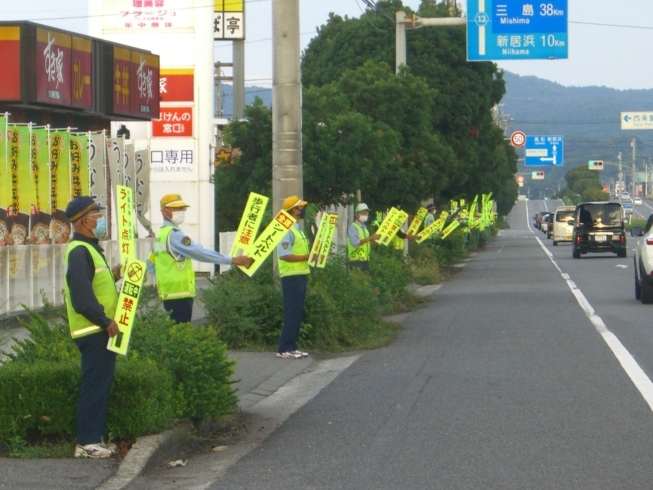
[{"x1": 62, "y1": 194, "x2": 438, "y2": 458}]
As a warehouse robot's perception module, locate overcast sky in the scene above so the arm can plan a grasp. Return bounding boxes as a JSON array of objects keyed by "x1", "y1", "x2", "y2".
[{"x1": 2, "y1": 0, "x2": 653, "y2": 91}]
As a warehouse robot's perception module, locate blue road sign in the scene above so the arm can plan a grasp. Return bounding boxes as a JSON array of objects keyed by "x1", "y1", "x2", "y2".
[
  {"x1": 524, "y1": 135, "x2": 564, "y2": 166},
  {"x1": 467, "y1": 0, "x2": 568, "y2": 61}
]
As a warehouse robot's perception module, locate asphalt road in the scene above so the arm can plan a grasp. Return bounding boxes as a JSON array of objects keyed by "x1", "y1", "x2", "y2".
[{"x1": 137, "y1": 200, "x2": 653, "y2": 489}]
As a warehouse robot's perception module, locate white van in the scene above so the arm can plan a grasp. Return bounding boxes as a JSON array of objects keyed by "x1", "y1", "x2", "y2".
[{"x1": 552, "y1": 206, "x2": 576, "y2": 245}]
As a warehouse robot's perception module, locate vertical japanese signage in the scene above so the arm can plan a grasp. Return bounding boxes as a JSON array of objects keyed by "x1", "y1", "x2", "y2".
[
  {"x1": 238, "y1": 210, "x2": 296, "y2": 277},
  {"x1": 71, "y1": 36, "x2": 93, "y2": 109},
  {"x1": 113, "y1": 46, "x2": 132, "y2": 115},
  {"x1": 440, "y1": 220, "x2": 461, "y2": 240},
  {"x1": 231, "y1": 192, "x2": 269, "y2": 257},
  {"x1": 70, "y1": 134, "x2": 90, "y2": 198},
  {"x1": 416, "y1": 211, "x2": 449, "y2": 243},
  {"x1": 36, "y1": 28, "x2": 72, "y2": 106},
  {"x1": 89, "y1": 132, "x2": 108, "y2": 209},
  {"x1": 214, "y1": 0, "x2": 245, "y2": 40},
  {"x1": 308, "y1": 213, "x2": 338, "y2": 269},
  {"x1": 108, "y1": 258, "x2": 146, "y2": 356},
  {"x1": 407, "y1": 207, "x2": 428, "y2": 236},
  {"x1": 131, "y1": 50, "x2": 160, "y2": 117},
  {"x1": 49, "y1": 131, "x2": 72, "y2": 244},
  {"x1": 117, "y1": 185, "x2": 136, "y2": 261},
  {"x1": 0, "y1": 27, "x2": 21, "y2": 100},
  {"x1": 376, "y1": 208, "x2": 408, "y2": 246}
]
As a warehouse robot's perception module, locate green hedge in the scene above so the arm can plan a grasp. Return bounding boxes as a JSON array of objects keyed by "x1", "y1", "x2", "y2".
[
  {"x1": 0, "y1": 357, "x2": 177, "y2": 443},
  {"x1": 1, "y1": 301, "x2": 237, "y2": 446}
]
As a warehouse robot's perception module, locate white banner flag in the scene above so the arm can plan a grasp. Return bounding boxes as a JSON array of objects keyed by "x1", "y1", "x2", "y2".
[
  {"x1": 134, "y1": 146, "x2": 152, "y2": 235},
  {"x1": 89, "y1": 132, "x2": 107, "y2": 209}
]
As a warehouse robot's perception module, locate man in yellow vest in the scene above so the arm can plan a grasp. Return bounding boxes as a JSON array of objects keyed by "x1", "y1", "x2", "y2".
[
  {"x1": 276, "y1": 196, "x2": 311, "y2": 359},
  {"x1": 64, "y1": 196, "x2": 121, "y2": 459},
  {"x1": 423, "y1": 203, "x2": 437, "y2": 228},
  {"x1": 347, "y1": 203, "x2": 379, "y2": 272},
  {"x1": 149, "y1": 194, "x2": 251, "y2": 323}
]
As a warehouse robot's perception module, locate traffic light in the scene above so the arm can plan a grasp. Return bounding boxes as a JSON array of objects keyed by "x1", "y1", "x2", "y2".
[{"x1": 588, "y1": 160, "x2": 604, "y2": 170}]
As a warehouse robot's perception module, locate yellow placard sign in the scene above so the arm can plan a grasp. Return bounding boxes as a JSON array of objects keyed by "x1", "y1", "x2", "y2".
[
  {"x1": 308, "y1": 214, "x2": 329, "y2": 267},
  {"x1": 108, "y1": 258, "x2": 146, "y2": 356},
  {"x1": 316, "y1": 214, "x2": 338, "y2": 269},
  {"x1": 238, "y1": 210, "x2": 296, "y2": 277},
  {"x1": 117, "y1": 185, "x2": 135, "y2": 261},
  {"x1": 377, "y1": 208, "x2": 408, "y2": 246},
  {"x1": 407, "y1": 207, "x2": 428, "y2": 236},
  {"x1": 416, "y1": 211, "x2": 449, "y2": 243},
  {"x1": 460, "y1": 198, "x2": 466, "y2": 207},
  {"x1": 231, "y1": 192, "x2": 269, "y2": 257},
  {"x1": 441, "y1": 220, "x2": 461, "y2": 240}
]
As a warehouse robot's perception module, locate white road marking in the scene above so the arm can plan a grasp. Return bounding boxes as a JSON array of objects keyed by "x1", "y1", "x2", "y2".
[
  {"x1": 534, "y1": 236, "x2": 653, "y2": 412},
  {"x1": 616, "y1": 264, "x2": 628, "y2": 269}
]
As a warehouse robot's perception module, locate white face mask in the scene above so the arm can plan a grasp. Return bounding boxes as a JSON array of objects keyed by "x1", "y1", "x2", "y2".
[
  {"x1": 358, "y1": 214, "x2": 368, "y2": 223},
  {"x1": 170, "y1": 210, "x2": 185, "y2": 226}
]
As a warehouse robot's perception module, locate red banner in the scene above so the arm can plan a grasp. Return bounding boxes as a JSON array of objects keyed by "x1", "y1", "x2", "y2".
[
  {"x1": 152, "y1": 107, "x2": 193, "y2": 137},
  {"x1": 159, "y1": 69, "x2": 194, "y2": 102},
  {"x1": 130, "y1": 51, "x2": 160, "y2": 118},
  {"x1": 0, "y1": 27, "x2": 21, "y2": 100},
  {"x1": 71, "y1": 36, "x2": 93, "y2": 109},
  {"x1": 36, "y1": 28, "x2": 72, "y2": 106}
]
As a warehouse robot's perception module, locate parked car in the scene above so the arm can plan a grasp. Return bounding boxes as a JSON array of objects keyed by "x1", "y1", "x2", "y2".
[
  {"x1": 552, "y1": 206, "x2": 575, "y2": 245},
  {"x1": 634, "y1": 197, "x2": 643, "y2": 206},
  {"x1": 571, "y1": 202, "x2": 626, "y2": 258},
  {"x1": 631, "y1": 214, "x2": 653, "y2": 303}
]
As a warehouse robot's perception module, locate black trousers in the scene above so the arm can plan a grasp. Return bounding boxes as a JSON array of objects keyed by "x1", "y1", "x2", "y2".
[
  {"x1": 278, "y1": 275, "x2": 308, "y2": 353},
  {"x1": 163, "y1": 297, "x2": 194, "y2": 324},
  {"x1": 74, "y1": 332, "x2": 116, "y2": 446}
]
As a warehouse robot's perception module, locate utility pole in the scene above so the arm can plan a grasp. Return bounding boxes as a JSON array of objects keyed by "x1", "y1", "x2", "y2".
[
  {"x1": 272, "y1": 0, "x2": 302, "y2": 217},
  {"x1": 631, "y1": 139, "x2": 636, "y2": 196},
  {"x1": 232, "y1": 40, "x2": 245, "y2": 119},
  {"x1": 618, "y1": 152, "x2": 623, "y2": 204}
]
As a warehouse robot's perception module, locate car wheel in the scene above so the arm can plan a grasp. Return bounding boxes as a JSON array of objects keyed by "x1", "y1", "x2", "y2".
[
  {"x1": 635, "y1": 260, "x2": 642, "y2": 300},
  {"x1": 553, "y1": 241, "x2": 558, "y2": 246},
  {"x1": 642, "y1": 279, "x2": 653, "y2": 304},
  {"x1": 573, "y1": 248, "x2": 581, "y2": 259}
]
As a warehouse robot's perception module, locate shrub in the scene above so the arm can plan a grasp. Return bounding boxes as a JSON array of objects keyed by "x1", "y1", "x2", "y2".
[{"x1": 0, "y1": 357, "x2": 177, "y2": 444}]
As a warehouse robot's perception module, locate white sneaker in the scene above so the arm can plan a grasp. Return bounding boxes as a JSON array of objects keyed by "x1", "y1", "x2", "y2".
[
  {"x1": 74, "y1": 443, "x2": 114, "y2": 459},
  {"x1": 276, "y1": 351, "x2": 302, "y2": 359},
  {"x1": 292, "y1": 350, "x2": 309, "y2": 358}
]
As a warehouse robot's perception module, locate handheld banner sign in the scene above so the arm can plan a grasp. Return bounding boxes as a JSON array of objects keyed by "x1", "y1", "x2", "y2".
[
  {"x1": 117, "y1": 185, "x2": 136, "y2": 261},
  {"x1": 460, "y1": 199, "x2": 466, "y2": 207},
  {"x1": 238, "y1": 210, "x2": 296, "y2": 277},
  {"x1": 407, "y1": 207, "x2": 428, "y2": 236},
  {"x1": 377, "y1": 209, "x2": 408, "y2": 246},
  {"x1": 415, "y1": 211, "x2": 449, "y2": 243},
  {"x1": 308, "y1": 214, "x2": 329, "y2": 267},
  {"x1": 316, "y1": 214, "x2": 338, "y2": 269},
  {"x1": 375, "y1": 208, "x2": 400, "y2": 243},
  {"x1": 107, "y1": 258, "x2": 146, "y2": 355},
  {"x1": 231, "y1": 192, "x2": 269, "y2": 257},
  {"x1": 441, "y1": 220, "x2": 461, "y2": 240}
]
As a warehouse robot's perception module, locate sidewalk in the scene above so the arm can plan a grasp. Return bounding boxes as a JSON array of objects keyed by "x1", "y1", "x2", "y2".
[{"x1": 0, "y1": 289, "x2": 315, "y2": 490}]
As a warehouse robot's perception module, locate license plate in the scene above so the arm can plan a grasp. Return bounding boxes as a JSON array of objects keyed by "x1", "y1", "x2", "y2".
[
  {"x1": 594, "y1": 235, "x2": 607, "y2": 242},
  {"x1": 565, "y1": 235, "x2": 572, "y2": 240}
]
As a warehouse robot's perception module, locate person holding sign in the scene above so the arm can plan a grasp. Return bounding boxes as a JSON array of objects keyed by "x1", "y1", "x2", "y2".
[
  {"x1": 148, "y1": 194, "x2": 252, "y2": 324},
  {"x1": 348, "y1": 203, "x2": 380, "y2": 272},
  {"x1": 63, "y1": 196, "x2": 121, "y2": 459},
  {"x1": 423, "y1": 203, "x2": 437, "y2": 228},
  {"x1": 276, "y1": 196, "x2": 311, "y2": 359}
]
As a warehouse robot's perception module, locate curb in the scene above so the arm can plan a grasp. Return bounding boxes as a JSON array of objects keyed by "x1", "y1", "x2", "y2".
[{"x1": 98, "y1": 356, "x2": 315, "y2": 490}]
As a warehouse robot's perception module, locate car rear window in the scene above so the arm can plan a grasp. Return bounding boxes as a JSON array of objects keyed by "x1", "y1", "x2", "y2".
[
  {"x1": 577, "y1": 203, "x2": 622, "y2": 227},
  {"x1": 556, "y1": 210, "x2": 574, "y2": 222}
]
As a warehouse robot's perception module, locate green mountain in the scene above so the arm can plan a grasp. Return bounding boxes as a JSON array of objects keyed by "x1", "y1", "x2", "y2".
[{"x1": 501, "y1": 71, "x2": 653, "y2": 195}]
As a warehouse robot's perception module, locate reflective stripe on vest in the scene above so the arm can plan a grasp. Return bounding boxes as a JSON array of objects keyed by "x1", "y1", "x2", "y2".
[
  {"x1": 153, "y1": 226, "x2": 196, "y2": 300},
  {"x1": 64, "y1": 241, "x2": 119, "y2": 339},
  {"x1": 348, "y1": 223, "x2": 370, "y2": 261},
  {"x1": 278, "y1": 226, "x2": 310, "y2": 278}
]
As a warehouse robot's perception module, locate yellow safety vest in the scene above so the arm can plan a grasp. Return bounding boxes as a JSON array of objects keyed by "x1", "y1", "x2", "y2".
[
  {"x1": 278, "y1": 226, "x2": 310, "y2": 278},
  {"x1": 348, "y1": 223, "x2": 370, "y2": 261},
  {"x1": 153, "y1": 226, "x2": 196, "y2": 300},
  {"x1": 64, "y1": 241, "x2": 118, "y2": 339}
]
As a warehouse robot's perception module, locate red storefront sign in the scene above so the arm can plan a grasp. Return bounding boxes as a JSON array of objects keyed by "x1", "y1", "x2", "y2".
[
  {"x1": 71, "y1": 36, "x2": 93, "y2": 109},
  {"x1": 152, "y1": 107, "x2": 193, "y2": 137},
  {"x1": 159, "y1": 69, "x2": 194, "y2": 102},
  {"x1": 36, "y1": 28, "x2": 72, "y2": 106},
  {"x1": 131, "y1": 51, "x2": 160, "y2": 117},
  {"x1": 113, "y1": 46, "x2": 132, "y2": 116},
  {"x1": 0, "y1": 26, "x2": 21, "y2": 100}
]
